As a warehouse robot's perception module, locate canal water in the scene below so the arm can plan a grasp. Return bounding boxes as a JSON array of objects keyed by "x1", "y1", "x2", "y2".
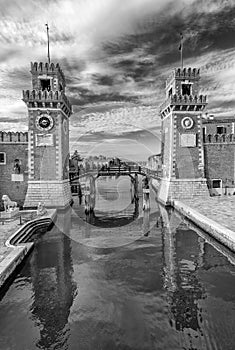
[{"x1": 0, "y1": 177, "x2": 235, "y2": 350}]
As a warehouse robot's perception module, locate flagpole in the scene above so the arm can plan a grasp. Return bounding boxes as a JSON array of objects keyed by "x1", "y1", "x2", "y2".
[
  {"x1": 45, "y1": 23, "x2": 50, "y2": 64},
  {"x1": 180, "y1": 33, "x2": 183, "y2": 69}
]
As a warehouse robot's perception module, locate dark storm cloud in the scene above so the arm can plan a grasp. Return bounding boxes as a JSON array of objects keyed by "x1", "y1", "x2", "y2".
[
  {"x1": 102, "y1": 0, "x2": 235, "y2": 68},
  {"x1": 94, "y1": 74, "x2": 114, "y2": 86}
]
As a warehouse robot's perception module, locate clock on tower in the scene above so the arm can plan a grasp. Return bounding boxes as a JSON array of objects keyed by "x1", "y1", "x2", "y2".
[
  {"x1": 22, "y1": 62, "x2": 72, "y2": 208},
  {"x1": 158, "y1": 67, "x2": 209, "y2": 204}
]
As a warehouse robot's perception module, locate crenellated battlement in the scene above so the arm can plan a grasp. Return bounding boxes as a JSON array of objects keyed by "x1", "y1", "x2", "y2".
[
  {"x1": 22, "y1": 89, "x2": 72, "y2": 116},
  {"x1": 204, "y1": 133, "x2": 235, "y2": 144},
  {"x1": 0, "y1": 131, "x2": 28, "y2": 143},
  {"x1": 30, "y1": 61, "x2": 65, "y2": 81},
  {"x1": 166, "y1": 67, "x2": 200, "y2": 87},
  {"x1": 160, "y1": 93, "x2": 207, "y2": 116}
]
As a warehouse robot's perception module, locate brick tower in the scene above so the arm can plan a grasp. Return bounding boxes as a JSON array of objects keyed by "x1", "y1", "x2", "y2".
[
  {"x1": 158, "y1": 67, "x2": 209, "y2": 205},
  {"x1": 23, "y1": 62, "x2": 72, "y2": 208}
]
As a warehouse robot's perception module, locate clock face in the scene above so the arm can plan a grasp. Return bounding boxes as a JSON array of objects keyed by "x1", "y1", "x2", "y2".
[
  {"x1": 36, "y1": 114, "x2": 54, "y2": 131},
  {"x1": 181, "y1": 116, "x2": 194, "y2": 129}
]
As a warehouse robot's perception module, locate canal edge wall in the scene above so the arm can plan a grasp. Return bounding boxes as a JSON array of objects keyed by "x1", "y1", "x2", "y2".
[
  {"x1": 0, "y1": 209, "x2": 57, "y2": 289},
  {"x1": 173, "y1": 200, "x2": 235, "y2": 252}
]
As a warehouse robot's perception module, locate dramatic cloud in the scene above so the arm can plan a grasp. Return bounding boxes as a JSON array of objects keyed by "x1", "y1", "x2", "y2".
[{"x1": 1, "y1": 0, "x2": 235, "y2": 159}]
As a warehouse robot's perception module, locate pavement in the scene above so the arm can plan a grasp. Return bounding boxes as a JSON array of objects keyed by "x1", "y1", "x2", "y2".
[
  {"x1": 173, "y1": 195, "x2": 235, "y2": 252},
  {"x1": 0, "y1": 210, "x2": 56, "y2": 288},
  {"x1": 182, "y1": 195, "x2": 235, "y2": 233},
  {"x1": 0, "y1": 212, "x2": 37, "y2": 264}
]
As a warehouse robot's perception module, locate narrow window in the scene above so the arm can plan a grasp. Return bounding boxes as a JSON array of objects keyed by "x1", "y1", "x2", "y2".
[
  {"x1": 212, "y1": 179, "x2": 222, "y2": 188},
  {"x1": 202, "y1": 127, "x2": 206, "y2": 142},
  {"x1": 0, "y1": 152, "x2": 6, "y2": 164},
  {"x1": 216, "y1": 126, "x2": 226, "y2": 134}
]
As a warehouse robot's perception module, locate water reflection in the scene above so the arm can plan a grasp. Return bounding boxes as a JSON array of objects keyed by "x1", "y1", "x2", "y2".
[
  {"x1": 84, "y1": 197, "x2": 139, "y2": 228},
  {"x1": 30, "y1": 209, "x2": 77, "y2": 349},
  {"x1": 160, "y1": 205, "x2": 235, "y2": 349},
  {"x1": 0, "y1": 183, "x2": 235, "y2": 350}
]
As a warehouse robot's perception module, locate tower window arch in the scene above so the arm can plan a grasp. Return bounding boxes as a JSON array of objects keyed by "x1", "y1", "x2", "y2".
[
  {"x1": 182, "y1": 83, "x2": 191, "y2": 96},
  {"x1": 40, "y1": 78, "x2": 51, "y2": 91}
]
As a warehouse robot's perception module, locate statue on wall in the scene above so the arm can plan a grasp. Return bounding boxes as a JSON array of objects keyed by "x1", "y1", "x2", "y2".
[
  {"x1": 37, "y1": 202, "x2": 47, "y2": 216},
  {"x1": 13, "y1": 159, "x2": 21, "y2": 174},
  {"x1": 2, "y1": 195, "x2": 18, "y2": 212}
]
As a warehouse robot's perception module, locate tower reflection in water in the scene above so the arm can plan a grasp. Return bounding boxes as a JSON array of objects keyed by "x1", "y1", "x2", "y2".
[
  {"x1": 159, "y1": 205, "x2": 235, "y2": 349},
  {"x1": 160, "y1": 205, "x2": 205, "y2": 347},
  {"x1": 30, "y1": 209, "x2": 77, "y2": 349}
]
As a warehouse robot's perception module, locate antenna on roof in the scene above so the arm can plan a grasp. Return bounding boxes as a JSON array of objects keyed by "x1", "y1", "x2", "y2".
[{"x1": 45, "y1": 23, "x2": 50, "y2": 64}]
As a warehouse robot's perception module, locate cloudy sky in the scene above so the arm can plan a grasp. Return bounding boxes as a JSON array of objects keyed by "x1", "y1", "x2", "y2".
[{"x1": 0, "y1": 0, "x2": 235, "y2": 160}]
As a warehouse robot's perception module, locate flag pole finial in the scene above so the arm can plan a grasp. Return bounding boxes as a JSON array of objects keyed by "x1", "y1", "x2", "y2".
[
  {"x1": 179, "y1": 33, "x2": 183, "y2": 69},
  {"x1": 45, "y1": 23, "x2": 50, "y2": 64}
]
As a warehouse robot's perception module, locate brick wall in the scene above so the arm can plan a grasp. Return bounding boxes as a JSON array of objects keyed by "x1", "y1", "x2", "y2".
[
  {"x1": 175, "y1": 115, "x2": 202, "y2": 179},
  {"x1": 162, "y1": 116, "x2": 172, "y2": 177},
  {"x1": 30, "y1": 110, "x2": 58, "y2": 181},
  {"x1": 61, "y1": 116, "x2": 70, "y2": 180},
  {"x1": 34, "y1": 146, "x2": 57, "y2": 180},
  {"x1": 204, "y1": 143, "x2": 235, "y2": 186},
  {"x1": 203, "y1": 119, "x2": 234, "y2": 134},
  {"x1": 0, "y1": 143, "x2": 28, "y2": 208}
]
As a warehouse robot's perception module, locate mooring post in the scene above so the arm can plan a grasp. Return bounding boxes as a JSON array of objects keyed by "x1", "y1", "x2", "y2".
[{"x1": 134, "y1": 173, "x2": 139, "y2": 200}]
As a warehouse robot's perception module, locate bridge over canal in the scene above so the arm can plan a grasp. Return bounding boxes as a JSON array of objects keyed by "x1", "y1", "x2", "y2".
[{"x1": 69, "y1": 164, "x2": 161, "y2": 183}]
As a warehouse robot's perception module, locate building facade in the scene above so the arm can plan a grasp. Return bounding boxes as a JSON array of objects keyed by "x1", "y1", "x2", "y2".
[
  {"x1": 0, "y1": 131, "x2": 28, "y2": 209},
  {"x1": 1, "y1": 66, "x2": 235, "y2": 207},
  {"x1": 202, "y1": 116, "x2": 235, "y2": 195}
]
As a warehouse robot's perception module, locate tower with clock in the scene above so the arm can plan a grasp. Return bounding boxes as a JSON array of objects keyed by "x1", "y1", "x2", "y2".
[
  {"x1": 22, "y1": 61, "x2": 72, "y2": 208},
  {"x1": 158, "y1": 67, "x2": 209, "y2": 204}
]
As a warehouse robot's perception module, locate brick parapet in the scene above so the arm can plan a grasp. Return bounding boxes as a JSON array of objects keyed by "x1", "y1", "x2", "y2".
[
  {"x1": 30, "y1": 62, "x2": 65, "y2": 84},
  {"x1": 22, "y1": 89, "x2": 72, "y2": 116},
  {"x1": 204, "y1": 133, "x2": 235, "y2": 144},
  {"x1": 160, "y1": 94, "x2": 207, "y2": 115},
  {"x1": 0, "y1": 131, "x2": 28, "y2": 143},
  {"x1": 166, "y1": 67, "x2": 200, "y2": 88}
]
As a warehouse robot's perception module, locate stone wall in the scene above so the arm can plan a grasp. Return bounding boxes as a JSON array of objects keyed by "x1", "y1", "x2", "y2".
[
  {"x1": 24, "y1": 180, "x2": 72, "y2": 208},
  {"x1": 157, "y1": 178, "x2": 209, "y2": 205}
]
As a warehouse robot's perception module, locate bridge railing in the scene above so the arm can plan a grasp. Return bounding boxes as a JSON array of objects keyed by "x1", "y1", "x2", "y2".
[
  {"x1": 141, "y1": 167, "x2": 162, "y2": 179},
  {"x1": 69, "y1": 165, "x2": 162, "y2": 182}
]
